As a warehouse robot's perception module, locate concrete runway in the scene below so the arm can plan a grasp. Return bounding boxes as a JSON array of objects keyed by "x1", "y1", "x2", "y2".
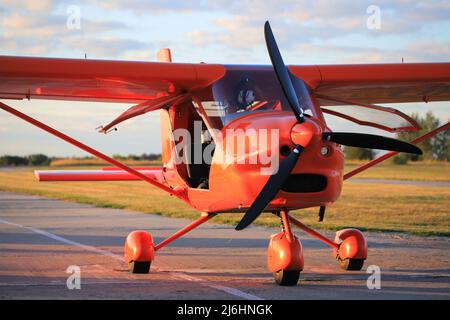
[{"x1": 0, "y1": 191, "x2": 449, "y2": 300}]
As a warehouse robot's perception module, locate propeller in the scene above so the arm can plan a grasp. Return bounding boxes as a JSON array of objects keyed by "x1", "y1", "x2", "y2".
[
  {"x1": 323, "y1": 132, "x2": 422, "y2": 155},
  {"x1": 264, "y1": 21, "x2": 305, "y2": 123},
  {"x1": 235, "y1": 22, "x2": 313, "y2": 231},
  {"x1": 235, "y1": 21, "x2": 422, "y2": 231}
]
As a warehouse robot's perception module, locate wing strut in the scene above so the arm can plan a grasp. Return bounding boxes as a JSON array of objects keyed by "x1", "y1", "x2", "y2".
[
  {"x1": 0, "y1": 101, "x2": 188, "y2": 203},
  {"x1": 344, "y1": 122, "x2": 450, "y2": 180}
]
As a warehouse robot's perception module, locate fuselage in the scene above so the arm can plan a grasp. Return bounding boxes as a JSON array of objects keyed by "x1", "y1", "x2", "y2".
[{"x1": 159, "y1": 65, "x2": 344, "y2": 213}]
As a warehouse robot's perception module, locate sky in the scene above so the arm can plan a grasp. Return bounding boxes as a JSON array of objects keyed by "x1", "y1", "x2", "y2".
[{"x1": 0, "y1": 0, "x2": 449, "y2": 157}]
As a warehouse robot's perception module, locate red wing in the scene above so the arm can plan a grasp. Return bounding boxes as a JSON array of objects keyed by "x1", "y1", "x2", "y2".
[
  {"x1": 289, "y1": 63, "x2": 450, "y2": 132},
  {"x1": 0, "y1": 56, "x2": 225, "y2": 103},
  {"x1": 289, "y1": 63, "x2": 450, "y2": 104}
]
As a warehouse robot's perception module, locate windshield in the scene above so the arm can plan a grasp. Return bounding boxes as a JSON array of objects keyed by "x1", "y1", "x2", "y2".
[{"x1": 193, "y1": 67, "x2": 317, "y2": 129}]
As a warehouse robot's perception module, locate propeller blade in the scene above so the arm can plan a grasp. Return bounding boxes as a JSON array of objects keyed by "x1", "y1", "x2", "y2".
[
  {"x1": 264, "y1": 21, "x2": 304, "y2": 123},
  {"x1": 323, "y1": 132, "x2": 423, "y2": 155},
  {"x1": 235, "y1": 145, "x2": 303, "y2": 231}
]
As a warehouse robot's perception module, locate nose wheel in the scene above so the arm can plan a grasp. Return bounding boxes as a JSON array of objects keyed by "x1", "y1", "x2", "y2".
[{"x1": 268, "y1": 210, "x2": 304, "y2": 286}]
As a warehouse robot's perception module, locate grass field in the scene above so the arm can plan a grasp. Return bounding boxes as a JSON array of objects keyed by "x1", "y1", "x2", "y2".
[
  {"x1": 344, "y1": 161, "x2": 450, "y2": 181},
  {"x1": 0, "y1": 162, "x2": 449, "y2": 237}
]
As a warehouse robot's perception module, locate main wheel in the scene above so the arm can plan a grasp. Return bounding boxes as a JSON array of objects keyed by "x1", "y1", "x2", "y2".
[
  {"x1": 273, "y1": 270, "x2": 300, "y2": 286},
  {"x1": 339, "y1": 258, "x2": 364, "y2": 271},
  {"x1": 128, "y1": 261, "x2": 151, "y2": 274},
  {"x1": 124, "y1": 231, "x2": 154, "y2": 274}
]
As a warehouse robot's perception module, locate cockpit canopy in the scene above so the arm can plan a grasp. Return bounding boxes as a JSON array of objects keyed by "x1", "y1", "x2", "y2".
[{"x1": 193, "y1": 66, "x2": 317, "y2": 129}]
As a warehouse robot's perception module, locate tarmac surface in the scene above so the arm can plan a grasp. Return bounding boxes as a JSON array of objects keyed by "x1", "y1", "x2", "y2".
[{"x1": 0, "y1": 191, "x2": 449, "y2": 300}]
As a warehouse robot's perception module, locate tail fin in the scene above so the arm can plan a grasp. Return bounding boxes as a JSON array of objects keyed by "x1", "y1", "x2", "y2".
[{"x1": 156, "y1": 48, "x2": 172, "y2": 62}]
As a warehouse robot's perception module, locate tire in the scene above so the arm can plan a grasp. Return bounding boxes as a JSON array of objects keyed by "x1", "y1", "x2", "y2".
[
  {"x1": 339, "y1": 258, "x2": 364, "y2": 271},
  {"x1": 273, "y1": 270, "x2": 300, "y2": 286},
  {"x1": 128, "y1": 261, "x2": 151, "y2": 274}
]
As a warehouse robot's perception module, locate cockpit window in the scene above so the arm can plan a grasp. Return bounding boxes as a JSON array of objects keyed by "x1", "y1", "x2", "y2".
[{"x1": 193, "y1": 67, "x2": 317, "y2": 129}]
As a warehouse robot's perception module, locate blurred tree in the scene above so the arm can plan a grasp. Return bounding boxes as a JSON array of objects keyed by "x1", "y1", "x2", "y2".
[
  {"x1": 27, "y1": 154, "x2": 50, "y2": 166},
  {"x1": 0, "y1": 155, "x2": 28, "y2": 166},
  {"x1": 394, "y1": 112, "x2": 449, "y2": 163},
  {"x1": 112, "y1": 153, "x2": 125, "y2": 160},
  {"x1": 344, "y1": 147, "x2": 374, "y2": 160}
]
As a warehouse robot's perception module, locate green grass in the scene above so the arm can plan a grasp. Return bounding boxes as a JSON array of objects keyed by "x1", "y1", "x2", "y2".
[
  {"x1": 344, "y1": 161, "x2": 450, "y2": 181},
  {"x1": 0, "y1": 163, "x2": 449, "y2": 237}
]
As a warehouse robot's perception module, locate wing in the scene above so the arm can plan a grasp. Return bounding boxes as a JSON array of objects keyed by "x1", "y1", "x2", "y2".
[
  {"x1": 289, "y1": 63, "x2": 450, "y2": 132},
  {"x1": 289, "y1": 63, "x2": 450, "y2": 104},
  {"x1": 0, "y1": 55, "x2": 225, "y2": 103}
]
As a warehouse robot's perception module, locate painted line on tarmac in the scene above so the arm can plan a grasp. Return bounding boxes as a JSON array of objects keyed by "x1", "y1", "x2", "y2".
[
  {"x1": 0, "y1": 217, "x2": 264, "y2": 300},
  {"x1": 0, "y1": 218, "x2": 121, "y2": 260},
  {"x1": 171, "y1": 272, "x2": 264, "y2": 300}
]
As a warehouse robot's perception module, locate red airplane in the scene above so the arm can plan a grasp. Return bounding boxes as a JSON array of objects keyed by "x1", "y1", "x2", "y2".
[{"x1": 1, "y1": 21, "x2": 449, "y2": 286}]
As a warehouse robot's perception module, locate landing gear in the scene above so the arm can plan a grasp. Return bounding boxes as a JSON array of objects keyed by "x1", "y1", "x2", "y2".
[
  {"x1": 124, "y1": 214, "x2": 216, "y2": 275},
  {"x1": 282, "y1": 214, "x2": 368, "y2": 274},
  {"x1": 122, "y1": 212, "x2": 368, "y2": 286},
  {"x1": 334, "y1": 228, "x2": 368, "y2": 271},
  {"x1": 124, "y1": 231, "x2": 154, "y2": 274},
  {"x1": 268, "y1": 210, "x2": 304, "y2": 286}
]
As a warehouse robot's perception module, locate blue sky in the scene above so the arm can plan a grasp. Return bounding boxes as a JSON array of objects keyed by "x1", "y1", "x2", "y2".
[{"x1": 0, "y1": 0, "x2": 449, "y2": 156}]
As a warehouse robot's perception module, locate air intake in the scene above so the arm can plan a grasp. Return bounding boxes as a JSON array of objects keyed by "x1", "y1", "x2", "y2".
[{"x1": 281, "y1": 174, "x2": 327, "y2": 193}]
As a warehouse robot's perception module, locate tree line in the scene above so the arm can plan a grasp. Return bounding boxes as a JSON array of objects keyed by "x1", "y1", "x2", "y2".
[{"x1": 344, "y1": 112, "x2": 449, "y2": 164}]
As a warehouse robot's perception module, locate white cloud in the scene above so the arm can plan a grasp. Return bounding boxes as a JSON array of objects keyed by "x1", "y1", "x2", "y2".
[
  {"x1": 63, "y1": 37, "x2": 152, "y2": 58},
  {"x1": 188, "y1": 16, "x2": 263, "y2": 49},
  {"x1": 291, "y1": 41, "x2": 450, "y2": 64},
  {"x1": 87, "y1": 0, "x2": 215, "y2": 14},
  {"x1": 1, "y1": 0, "x2": 55, "y2": 12},
  {"x1": 0, "y1": 8, "x2": 140, "y2": 58},
  {"x1": 185, "y1": 0, "x2": 450, "y2": 52}
]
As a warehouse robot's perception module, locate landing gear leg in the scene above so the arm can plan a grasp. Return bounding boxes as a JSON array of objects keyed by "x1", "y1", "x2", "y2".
[
  {"x1": 124, "y1": 213, "x2": 216, "y2": 274},
  {"x1": 268, "y1": 210, "x2": 303, "y2": 286}
]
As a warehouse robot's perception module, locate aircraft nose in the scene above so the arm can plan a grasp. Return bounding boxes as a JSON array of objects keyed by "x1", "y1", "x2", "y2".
[{"x1": 290, "y1": 119, "x2": 322, "y2": 147}]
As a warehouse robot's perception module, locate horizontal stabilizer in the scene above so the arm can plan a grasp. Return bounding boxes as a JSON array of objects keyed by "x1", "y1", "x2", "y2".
[{"x1": 35, "y1": 169, "x2": 163, "y2": 182}]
